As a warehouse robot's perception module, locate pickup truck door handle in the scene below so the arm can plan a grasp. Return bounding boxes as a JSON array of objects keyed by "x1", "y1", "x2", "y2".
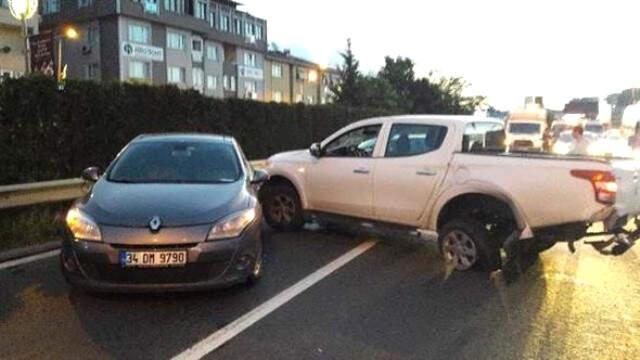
[
  {"x1": 353, "y1": 167, "x2": 370, "y2": 175},
  {"x1": 416, "y1": 169, "x2": 437, "y2": 176}
]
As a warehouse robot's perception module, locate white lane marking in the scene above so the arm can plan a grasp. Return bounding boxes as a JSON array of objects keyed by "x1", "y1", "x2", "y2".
[
  {"x1": 172, "y1": 240, "x2": 378, "y2": 360},
  {"x1": 0, "y1": 249, "x2": 60, "y2": 271}
]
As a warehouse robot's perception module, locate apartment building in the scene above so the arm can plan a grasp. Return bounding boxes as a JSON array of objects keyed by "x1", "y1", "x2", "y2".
[
  {"x1": 265, "y1": 50, "x2": 339, "y2": 105},
  {"x1": 0, "y1": 0, "x2": 40, "y2": 78},
  {"x1": 39, "y1": 0, "x2": 267, "y2": 99}
]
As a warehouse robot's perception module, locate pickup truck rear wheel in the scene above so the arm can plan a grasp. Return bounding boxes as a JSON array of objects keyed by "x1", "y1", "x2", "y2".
[
  {"x1": 438, "y1": 219, "x2": 501, "y2": 272},
  {"x1": 262, "y1": 184, "x2": 305, "y2": 231}
]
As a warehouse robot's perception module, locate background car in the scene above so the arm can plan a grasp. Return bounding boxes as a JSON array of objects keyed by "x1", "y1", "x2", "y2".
[
  {"x1": 588, "y1": 129, "x2": 633, "y2": 158},
  {"x1": 61, "y1": 134, "x2": 268, "y2": 293}
]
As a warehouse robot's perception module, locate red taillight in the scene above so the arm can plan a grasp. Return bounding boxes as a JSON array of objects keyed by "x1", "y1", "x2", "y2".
[{"x1": 571, "y1": 170, "x2": 617, "y2": 205}]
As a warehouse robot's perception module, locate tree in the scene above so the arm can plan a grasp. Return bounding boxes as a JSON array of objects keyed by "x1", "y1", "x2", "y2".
[
  {"x1": 331, "y1": 39, "x2": 362, "y2": 106},
  {"x1": 378, "y1": 57, "x2": 415, "y2": 111},
  {"x1": 358, "y1": 76, "x2": 400, "y2": 110}
]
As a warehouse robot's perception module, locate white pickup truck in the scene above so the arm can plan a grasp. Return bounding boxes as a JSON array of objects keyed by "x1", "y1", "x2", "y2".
[{"x1": 260, "y1": 115, "x2": 640, "y2": 271}]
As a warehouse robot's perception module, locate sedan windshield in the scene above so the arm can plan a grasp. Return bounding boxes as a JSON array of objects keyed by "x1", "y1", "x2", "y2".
[
  {"x1": 509, "y1": 123, "x2": 541, "y2": 134},
  {"x1": 108, "y1": 141, "x2": 241, "y2": 184}
]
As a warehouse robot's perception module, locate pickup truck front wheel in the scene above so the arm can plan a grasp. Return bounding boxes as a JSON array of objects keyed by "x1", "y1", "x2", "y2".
[
  {"x1": 262, "y1": 184, "x2": 305, "y2": 231},
  {"x1": 438, "y1": 219, "x2": 501, "y2": 272}
]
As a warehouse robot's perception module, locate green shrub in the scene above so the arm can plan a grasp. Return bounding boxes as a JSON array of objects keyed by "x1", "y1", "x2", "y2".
[{"x1": 0, "y1": 75, "x2": 392, "y2": 185}]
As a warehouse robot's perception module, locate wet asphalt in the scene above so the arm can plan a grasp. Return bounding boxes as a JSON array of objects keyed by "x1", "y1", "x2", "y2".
[{"x1": 1, "y1": 229, "x2": 639, "y2": 360}]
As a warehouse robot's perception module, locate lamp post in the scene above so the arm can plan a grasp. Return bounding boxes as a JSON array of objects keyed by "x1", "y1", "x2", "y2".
[
  {"x1": 57, "y1": 26, "x2": 79, "y2": 82},
  {"x1": 7, "y1": 0, "x2": 38, "y2": 75}
]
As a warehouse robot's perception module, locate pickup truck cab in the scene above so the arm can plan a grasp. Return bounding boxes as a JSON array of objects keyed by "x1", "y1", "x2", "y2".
[{"x1": 261, "y1": 115, "x2": 640, "y2": 271}]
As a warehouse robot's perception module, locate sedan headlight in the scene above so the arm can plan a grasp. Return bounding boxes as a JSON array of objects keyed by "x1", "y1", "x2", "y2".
[
  {"x1": 66, "y1": 208, "x2": 102, "y2": 241},
  {"x1": 207, "y1": 208, "x2": 257, "y2": 241}
]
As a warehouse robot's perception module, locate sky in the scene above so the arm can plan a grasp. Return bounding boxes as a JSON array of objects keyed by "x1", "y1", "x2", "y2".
[{"x1": 241, "y1": 0, "x2": 640, "y2": 110}]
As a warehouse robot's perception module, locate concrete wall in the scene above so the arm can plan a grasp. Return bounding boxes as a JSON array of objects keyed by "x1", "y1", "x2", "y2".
[
  {"x1": 0, "y1": 7, "x2": 39, "y2": 76},
  {"x1": 236, "y1": 47, "x2": 264, "y2": 100},
  {"x1": 62, "y1": 20, "x2": 102, "y2": 81},
  {"x1": 264, "y1": 58, "x2": 291, "y2": 103}
]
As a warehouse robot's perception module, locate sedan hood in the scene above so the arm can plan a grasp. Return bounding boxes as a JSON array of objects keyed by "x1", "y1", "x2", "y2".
[{"x1": 82, "y1": 180, "x2": 247, "y2": 227}]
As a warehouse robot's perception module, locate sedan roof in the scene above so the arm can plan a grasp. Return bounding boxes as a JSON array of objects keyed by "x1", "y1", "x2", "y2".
[{"x1": 132, "y1": 133, "x2": 234, "y2": 144}]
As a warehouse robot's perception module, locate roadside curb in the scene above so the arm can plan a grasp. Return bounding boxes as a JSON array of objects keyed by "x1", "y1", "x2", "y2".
[{"x1": 0, "y1": 241, "x2": 61, "y2": 264}]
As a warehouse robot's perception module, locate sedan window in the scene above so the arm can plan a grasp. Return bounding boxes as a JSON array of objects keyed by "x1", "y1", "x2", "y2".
[
  {"x1": 108, "y1": 141, "x2": 241, "y2": 183},
  {"x1": 323, "y1": 125, "x2": 381, "y2": 158},
  {"x1": 385, "y1": 124, "x2": 448, "y2": 157}
]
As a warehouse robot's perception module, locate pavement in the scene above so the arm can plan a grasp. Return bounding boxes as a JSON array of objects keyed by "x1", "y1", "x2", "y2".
[{"x1": 1, "y1": 228, "x2": 640, "y2": 360}]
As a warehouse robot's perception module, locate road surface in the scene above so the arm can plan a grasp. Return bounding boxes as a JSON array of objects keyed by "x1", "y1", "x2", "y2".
[{"x1": 1, "y1": 229, "x2": 639, "y2": 359}]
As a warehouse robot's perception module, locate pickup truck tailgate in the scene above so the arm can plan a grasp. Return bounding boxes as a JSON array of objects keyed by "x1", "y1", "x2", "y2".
[{"x1": 611, "y1": 159, "x2": 640, "y2": 217}]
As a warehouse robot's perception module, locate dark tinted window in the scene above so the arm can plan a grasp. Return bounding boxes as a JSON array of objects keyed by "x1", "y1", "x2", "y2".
[
  {"x1": 385, "y1": 124, "x2": 448, "y2": 157},
  {"x1": 108, "y1": 141, "x2": 241, "y2": 183},
  {"x1": 324, "y1": 125, "x2": 381, "y2": 158},
  {"x1": 508, "y1": 122, "x2": 541, "y2": 134}
]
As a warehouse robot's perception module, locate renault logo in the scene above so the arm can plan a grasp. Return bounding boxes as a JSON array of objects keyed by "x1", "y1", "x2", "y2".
[{"x1": 149, "y1": 216, "x2": 162, "y2": 232}]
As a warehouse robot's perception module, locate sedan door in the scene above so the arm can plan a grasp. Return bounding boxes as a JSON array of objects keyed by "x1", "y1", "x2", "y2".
[
  {"x1": 372, "y1": 123, "x2": 451, "y2": 226},
  {"x1": 306, "y1": 124, "x2": 383, "y2": 218}
]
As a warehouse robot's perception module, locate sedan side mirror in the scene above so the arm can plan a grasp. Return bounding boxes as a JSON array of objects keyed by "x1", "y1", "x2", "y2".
[
  {"x1": 251, "y1": 169, "x2": 269, "y2": 185},
  {"x1": 81, "y1": 166, "x2": 102, "y2": 182},
  {"x1": 309, "y1": 142, "x2": 323, "y2": 158}
]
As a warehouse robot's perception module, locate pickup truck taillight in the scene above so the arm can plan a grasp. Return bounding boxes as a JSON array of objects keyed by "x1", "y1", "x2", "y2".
[{"x1": 571, "y1": 170, "x2": 617, "y2": 205}]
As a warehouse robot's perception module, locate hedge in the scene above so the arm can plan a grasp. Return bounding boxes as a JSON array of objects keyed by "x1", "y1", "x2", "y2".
[{"x1": 0, "y1": 76, "x2": 392, "y2": 185}]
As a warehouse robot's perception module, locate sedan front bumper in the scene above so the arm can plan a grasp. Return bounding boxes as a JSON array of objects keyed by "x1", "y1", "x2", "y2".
[{"x1": 61, "y1": 220, "x2": 262, "y2": 293}]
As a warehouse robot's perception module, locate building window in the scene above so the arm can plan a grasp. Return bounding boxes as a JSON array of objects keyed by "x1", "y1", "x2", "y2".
[
  {"x1": 220, "y1": 15, "x2": 230, "y2": 32},
  {"x1": 223, "y1": 75, "x2": 236, "y2": 91},
  {"x1": 256, "y1": 25, "x2": 263, "y2": 40},
  {"x1": 143, "y1": 0, "x2": 158, "y2": 13},
  {"x1": 234, "y1": 18, "x2": 242, "y2": 34},
  {"x1": 273, "y1": 91, "x2": 282, "y2": 103},
  {"x1": 128, "y1": 24, "x2": 149, "y2": 44},
  {"x1": 244, "y1": 81, "x2": 257, "y2": 99},
  {"x1": 86, "y1": 25, "x2": 98, "y2": 45},
  {"x1": 209, "y1": 11, "x2": 216, "y2": 27},
  {"x1": 244, "y1": 52, "x2": 256, "y2": 67},
  {"x1": 192, "y1": 68, "x2": 204, "y2": 92},
  {"x1": 295, "y1": 94, "x2": 303, "y2": 103},
  {"x1": 85, "y1": 64, "x2": 99, "y2": 79},
  {"x1": 164, "y1": 0, "x2": 183, "y2": 13},
  {"x1": 167, "y1": 32, "x2": 185, "y2": 50},
  {"x1": 207, "y1": 75, "x2": 217, "y2": 90},
  {"x1": 129, "y1": 61, "x2": 150, "y2": 80},
  {"x1": 192, "y1": 39, "x2": 202, "y2": 52},
  {"x1": 206, "y1": 45, "x2": 218, "y2": 61},
  {"x1": 43, "y1": 0, "x2": 60, "y2": 14},
  {"x1": 78, "y1": 0, "x2": 92, "y2": 8},
  {"x1": 195, "y1": 0, "x2": 207, "y2": 19},
  {"x1": 167, "y1": 66, "x2": 185, "y2": 83},
  {"x1": 307, "y1": 96, "x2": 314, "y2": 104},
  {"x1": 271, "y1": 64, "x2": 282, "y2": 78}
]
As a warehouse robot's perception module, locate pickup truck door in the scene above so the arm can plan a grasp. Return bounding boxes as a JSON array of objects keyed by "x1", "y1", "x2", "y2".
[
  {"x1": 306, "y1": 124, "x2": 383, "y2": 218},
  {"x1": 372, "y1": 123, "x2": 451, "y2": 226}
]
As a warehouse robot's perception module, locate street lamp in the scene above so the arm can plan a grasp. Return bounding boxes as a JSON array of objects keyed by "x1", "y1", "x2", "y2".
[
  {"x1": 57, "y1": 25, "x2": 79, "y2": 82},
  {"x1": 7, "y1": 0, "x2": 38, "y2": 74}
]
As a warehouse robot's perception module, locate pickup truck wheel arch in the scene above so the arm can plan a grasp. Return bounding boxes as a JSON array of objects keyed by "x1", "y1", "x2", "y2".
[{"x1": 437, "y1": 193, "x2": 519, "y2": 248}]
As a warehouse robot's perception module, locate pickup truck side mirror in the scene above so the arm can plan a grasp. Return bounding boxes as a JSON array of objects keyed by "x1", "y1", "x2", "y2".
[
  {"x1": 309, "y1": 143, "x2": 323, "y2": 158},
  {"x1": 81, "y1": 166, "x2": 102, "y2": 182}
]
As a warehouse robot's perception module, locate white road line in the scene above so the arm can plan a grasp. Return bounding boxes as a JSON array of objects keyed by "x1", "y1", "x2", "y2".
[
  {"x1": 0, "y1": 249, "x2": 60, "y2": 271},
  {"x1": 172, "y1": 240, "x2": 378, "y2": 360}
]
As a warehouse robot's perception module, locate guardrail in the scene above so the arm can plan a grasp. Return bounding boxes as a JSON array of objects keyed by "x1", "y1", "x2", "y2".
[{"x1": 0, "y1": 160, "x2": 268, "y2": 210}]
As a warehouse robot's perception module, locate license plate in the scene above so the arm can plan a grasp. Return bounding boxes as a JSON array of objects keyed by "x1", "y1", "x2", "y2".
[{"x1": 119, "y1": 250, "x2": 187, "y2": 268}]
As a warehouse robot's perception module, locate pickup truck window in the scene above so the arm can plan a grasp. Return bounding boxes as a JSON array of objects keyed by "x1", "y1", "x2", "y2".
[
  {"x1": 385, "y1": 124, "x2": 448, "y2": 157},
  {"x1": 324, "y1": 125, "x2": 381, "y2": 158},
  {"x1": 463, "y1": 122, "x2": 506, "y2": 153}
]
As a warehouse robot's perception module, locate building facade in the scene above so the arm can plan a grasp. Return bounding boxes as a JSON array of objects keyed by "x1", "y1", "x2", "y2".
[
  {"x1": 0, "y1": 0, "x2": 40, "y2": 78},
  {"x1": 264, "y1": 50, "x2": 339, "y2": 105},
  {"x1": 39, "y1": 0, "x2": 267, "y2": 98}
]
